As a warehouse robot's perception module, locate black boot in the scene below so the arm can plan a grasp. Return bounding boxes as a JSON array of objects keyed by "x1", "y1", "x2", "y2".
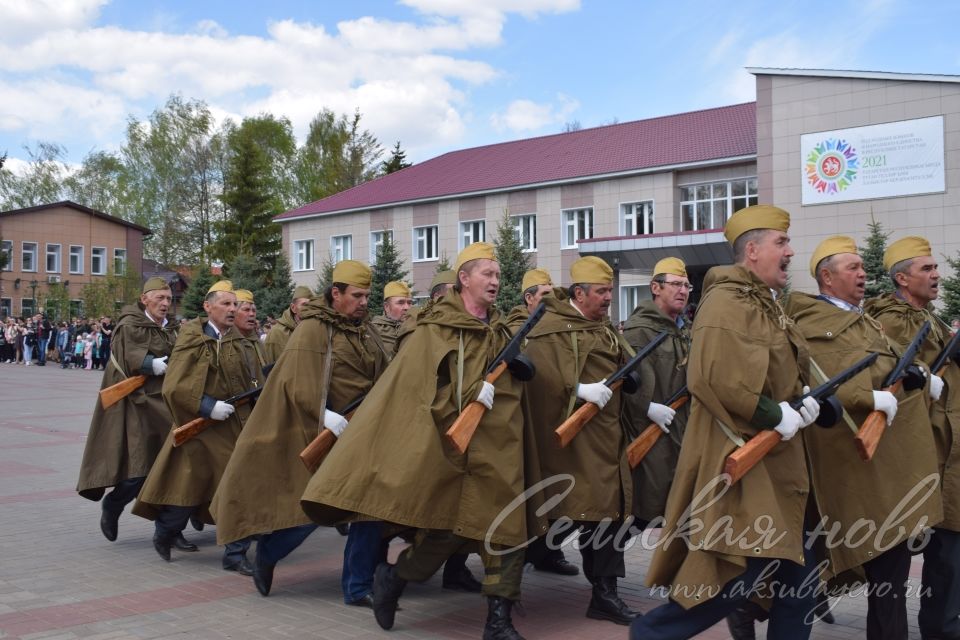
[
  {"x1": 813, "y1": 591, "x2": 835, "y2": 624},
  {"x1": 372, "y1": 562, "x2": 407, "y2": 630},
  {"x1": 100, "y1": 508, "x2": 120, "y2": 542},
  {"x1": 585, "y1": 577, "x2": 638, "y2": 625},
  {"x1": 483, "y1": 596, "x2": 525, "y2": 640},
  {"x1": 725, "y1": 604, "x2": 758, "y2": 640}
]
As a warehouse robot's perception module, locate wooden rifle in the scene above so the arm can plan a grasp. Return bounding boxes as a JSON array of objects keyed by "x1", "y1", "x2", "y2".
[
  {"x1": 298, "y1": 395, "x2": 365, "y2": 473},
  {"x1": 626, "y1": 385, "x2": 689, "y2": 469},
  {"x1": 99, "y1": 374, "x2": 148, "y2": 409}
]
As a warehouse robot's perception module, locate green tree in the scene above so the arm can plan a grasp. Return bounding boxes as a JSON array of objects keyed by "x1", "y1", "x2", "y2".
[
  {"x1": 492, "y1": 210, "x2": 530, "y2": 311},
  {"x1": 258, "y1": 252, "x2": 295, "y2": 319},
  {"x1": 182, "y1": 264, "x2": 216, "y2": 319},
  {"x1": 316, "y1": 253, "x2": 336, "y2": 292},
  {"x1": 939, "y1": 252, "x2": 960, "y2": 323},
  {"x1": 436, "y1": 252, "x2": 452, "y2": 273},
  {"x1": 44, "y1": 282, "x2": 71, "y2": 322},
  {"x1": 63, "y1": 150, "x2": 132, "y2": 215},
  {"x1": 0, "y1": 142, "x2": 69, "y2": 209},
  {"x1": 382, "y1": 141, "x2": 412, "y2": 174},
  {"x1": 859, "y1": 216, "x2": 894, "y2": 299},
  {"x1": 369, "y1": 235, "x2": 409, "y2": 316}
]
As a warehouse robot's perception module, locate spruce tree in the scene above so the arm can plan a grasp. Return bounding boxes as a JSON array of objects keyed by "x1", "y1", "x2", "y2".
[
  {"x1": 436, "y1": 252, "x2": 452, "y2": 273},
  {"x1": 382, "y1": 141, "x2": 412, "y2": 174},
  {"x1": 183, "y1": 264, "x2": 216, "y2": 319},
  {"x1": 493, "y1": 209, "x2": 530, "y2": 311},
  {"x1": 316, "y1": 253, "x2": 335, "y2": 292},
  {"x1": 258, "y1": 253, "x2": 294, "y2": 320},
  {"x1": 939, "y1": 252, "x2": 960, "y2": 324},
  {"x1": 860, "y1": 216, "x2": 894, "y2": 299},
  {"x1": 369, "y1": 236, "x2": 409, "y2": 316}
]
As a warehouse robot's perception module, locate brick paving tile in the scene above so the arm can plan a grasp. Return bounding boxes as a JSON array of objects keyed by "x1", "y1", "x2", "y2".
[{"x1": 0, "y1": 362, "x2": 935, "y2": 638}]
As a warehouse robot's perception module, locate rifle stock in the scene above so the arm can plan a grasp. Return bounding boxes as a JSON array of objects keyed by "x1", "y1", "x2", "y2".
[
  {"x1": 99, "y1": 374, "x2": 148, "y2": 409},
  {"x1": 555, "y1": 379, "x2": 624, "y2": 448},
  {"x1": 627, "y1": 394, "x2": 690, "y2": 468},
  {"x1": 298, "y1": 403, "x2": 362, "y2": 473},
  {"x1": 853, "y1": 379, "x2": 904, "y2": 461},
  {"x1": 172, "y1": 416, "x2": 212, "y2": 447},
  {"x1": 445, "y1": 362, "x2": 508, "y2": 454},
  {"x1": 723, "y1": 430, "x2": 782, "y2": 485}
]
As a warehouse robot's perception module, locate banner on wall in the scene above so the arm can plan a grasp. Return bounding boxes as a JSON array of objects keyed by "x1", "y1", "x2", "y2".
[{"x1": 800, "y1": 116, "x2": 945, "y2": 205}]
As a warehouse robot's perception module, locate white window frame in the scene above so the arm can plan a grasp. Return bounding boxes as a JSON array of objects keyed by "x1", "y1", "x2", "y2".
[
  {"x1": 330, "y1": 235, "x2": 352, "y2": 265},
  {"x1": 679, "y1": 177, "x2": 758, "y2": 232},
  {"x1": 113, "y1": 248, "x2": 127, "y2": 275},
  {"x1": 45, "y1": 243, "x2": 61, "y2": 273},
  {"x1": 620, "y1": 200, "x2": 655, "y2": 236},
  {"x1": 620, "y1": 285, "x2": 644, "y2": 322},
  {"x1": 459, "y1": 219, "x2": 486, "y2": 250},
  {"x1": 91, "y1": 246, "x2": 107, "y2": 275},
  {"x1": 370, "y1": 230, "x2": 394, "y2": 262},
  {"x1": 512, "y1": 214, "x2": 537, "y2": 253},
  {"x1": 21, "y1": 242, "x2": 38, "y2": 272},
  {"x1": 21, "y1": 297, "x2": 35, "y2": 316},
  {"x1": 69, "y1": 245, "x2": 84, "y2": 275},
  {"x1": 0, "y1": 297, "x2": 10, "y2": 318},
  {"x1": 293, "y1": 239, "x2": 314, "y2": 272},
  {"x1": 69, "y1": 299, "x2": 83, "y2": 318},
  {"x1": 413, "y1": 225, "x2": 439, "y2": 262},
  {"x1": 561, "y1": 207, "x2": 594, "y2": 249},
  {"x1": 1, "y1": 240, "x2": 12, "y2": 271}
]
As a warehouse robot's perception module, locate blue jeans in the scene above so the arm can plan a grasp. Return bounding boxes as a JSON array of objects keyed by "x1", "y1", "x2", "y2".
[
  {"x1": 37, "y1": 337, "x2": 48, "y2": 364},
  {"x1": 629, "y1": 543, "x2": 817, "y2": 640},
  {"x1": 23, "y1": 341, "x2": 33, "y2": 362},
  {"x1": 341, "y1": 522, "x2": 386, "y2": 603},
  {"x1": 102, "y1": 477, "x2": 145, "y2": 516},
  {"x1": 256, "y1": 523, "x2": 319, "y2": 566}
]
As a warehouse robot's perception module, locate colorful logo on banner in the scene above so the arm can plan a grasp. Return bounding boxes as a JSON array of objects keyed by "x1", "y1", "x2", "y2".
[{"x1": 805, "y1": 138, "x2": 859, "y2": 194}]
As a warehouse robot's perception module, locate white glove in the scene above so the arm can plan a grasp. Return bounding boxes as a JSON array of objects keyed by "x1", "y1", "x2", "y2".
[
  {"x1": 210, "y1": 400, "x2": 235, "y2": 421},
  {"x1": 647, "y1": 402, "x2": 676, "y2": 434},
  {"x1": 797, "y1": 386, "x2": 820, "y2": 428},
  {"x1": 476, "y1": 381, "x2": 495, "y2": 410},
  {"x1": 577, "y1": 382, "x2": 613, "y2": 410},
  {"x1": 872, "y1": 390, "x2": 898, "y2": 426},
  {"x1": 774, "y1": 401, "x2": 804, "y2": 440},
  {"x1": 323, "y1": 409, "x2": 349, "y2": 436},
  {"x1": 151, "y1": 356, "x2": 168, "y2": 376},
  {"x1": 929, "y1": 374, "x2": 944, "y2": 401}
]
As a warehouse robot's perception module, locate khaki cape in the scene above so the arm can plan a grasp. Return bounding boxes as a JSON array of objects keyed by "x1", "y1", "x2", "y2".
[
  {"x1": 300, "y1": 290, "x2": 546, "y2": 547},
  {"x1": 370, "y1": 314, "x2": 403, "y2": 356},
  {"x1": 132, "y1": 319, "x2": 263, "y2": 522},
  {"x1": 788, "y1": 292, "x2": 942, "y2": 577},
  {"x1": 521, "y1": 290, "x2": 632, "y2": 522},
  {"x1": 865, "y1": 293, "x2": 960, "y2": 531},
  {"x1": 621, "y1": 298, "x2": 691, "y2": 523},
  {"x1": 264, "y1": 307, "x2": 298, "y2": 364},
  {"x1": 210, "y1": 299, "x2": 388, "y2": 544},
  {"x1": 645, "y1": 265, "x2": 810, "y2": 609},
  {"x1": 76, "y1": 305, "x2": 178, "y2": 500}
]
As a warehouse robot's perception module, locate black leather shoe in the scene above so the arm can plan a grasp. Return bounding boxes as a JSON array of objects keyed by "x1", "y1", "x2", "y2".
[
  {"x1": 372, "y1": 562, "x2": 407, "y2": 630},
  {"x1": 533, "y1": 554, "x2": 579, "y2": 576},
  {"x1": 585, "y1": 577, "x2": 638, "y2": 625},
  {"x1": 252, "y1": 548, "x2": 275, "y2": 597},
  {"x1": 442, "y1": 566, "x2": 482, "y2": 592},
  {"x1": 726, "y1": 605, "x2": 758, "y2": 640},
  {"x1": 224, "y1": 557, "x2": 255, "y2": 576},
  {"x1": 813, "y1": 593, "x2": 835, "y2": 624},
  {"x1": 152, "y1": 535, "x2": 172, "y2": 562},
  {"x1": 483, "y1": 596, "x2": 525, "y2": 640},
  {"x1": 189, "y1": 515, "x2": 204, "y2": 531},
  {"x1": 347, "y1": 594, "x2": 375, "y2": 608},
  {"x1": 100, "y1": 509, "x2": 119, "y2": 542},
  {"x1": 174, "y1": 534, "x2": 198, "y2": 552}
]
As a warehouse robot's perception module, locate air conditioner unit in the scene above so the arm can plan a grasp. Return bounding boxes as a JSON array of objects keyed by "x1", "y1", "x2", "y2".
[{"x1": 47, "y1": 275, "x2": 61, "y2": 284}]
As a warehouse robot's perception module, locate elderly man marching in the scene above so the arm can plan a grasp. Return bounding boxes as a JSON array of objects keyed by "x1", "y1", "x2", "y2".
[
  {"x1": 864, "y1": 236, "x2": 960, "y2": 640},
  {"x1": 132, "y1": 280, "x2": 265, "y2": 571},
  {"x1": 520, "y1": 256, "x2": 638, "y2": 625},
  {"x1": 234, "y1": 289, "x2": 267, "y2": 369},
  {"x1": 630, "y1": 205, "x2": 822, "y2": 640},
  {"x1": 76, "y1": 277, "x2": 179, "y2": 543},
  {"x1": 786, "y1": 236, "x2": 942, "y2": 640},
  {"x1": 210, "y1": 260, "x2": 390, "y2": 605},
  {"x1": 621, "y1": 257, "x2": 692, "y2": 530},
  {"x1": 264, "y1": 285, "x2": 313, "y2": 364},
  {"x1": 370, "y1": 280, "x2": 413, "y2": 355},
  {"x1": 300, "y1": 242, "x2": 545, "y2": 640}
]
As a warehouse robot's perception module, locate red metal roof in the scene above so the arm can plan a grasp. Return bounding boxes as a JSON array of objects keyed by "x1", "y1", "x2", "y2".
[{"x1": 276, "y1": 102, "x2": 757, "y2": 221}]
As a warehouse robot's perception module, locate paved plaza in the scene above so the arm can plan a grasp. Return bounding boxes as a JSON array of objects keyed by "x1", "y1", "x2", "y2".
[{"x1": 0, "y1": 362, "x2": 930, "y2": 639}]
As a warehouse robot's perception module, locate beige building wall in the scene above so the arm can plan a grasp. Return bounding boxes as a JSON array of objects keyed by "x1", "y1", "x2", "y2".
[{"x1": 756, "y1": 72, "x2": 960, "y2": 293}]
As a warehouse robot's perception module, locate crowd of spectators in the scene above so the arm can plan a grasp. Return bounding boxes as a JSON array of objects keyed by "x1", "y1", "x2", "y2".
[{"x1": 0, "y1": 315, "x2": 113, "y2": 369}]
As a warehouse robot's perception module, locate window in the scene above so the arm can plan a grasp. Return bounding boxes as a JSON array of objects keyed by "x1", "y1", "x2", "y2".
[
  {"x1": 114, "y1": 249, "x2": 127, "y2": 275},
  {"x1": 1, "y1": 240, "x2": 11, "y2": 271},
  {"x1": 622, "y1": 201, "x2": 654, "y2": 236},
  {"x1": 620, "y1": 286, "x2": 643, "y2": 322},
  {"x1": 460, "y1": 220, "x2": 485, "y2": 249},
  {"x1": 91, "y1": 247, "x2": 106, "y2": 275},
  {"x1": 293, "y1": 239, "x2": 314, "y2": 271},
  {"x1": 680, "y1": 178, "x2": 758, "y2": 231},
  {"x1": 370, "y1": 230, "x2": 394, "y2": 262},
  {"x1": 331, "y1": 235, "x2": 352, "y2": 264},
  {"x1": 45, "y1": 243, "x2": 61, "y2": 273},
  {"x1": 70, "y1": 300, "x2": 83, "y2": 318},
  {"x1": 21, "y1": 298, "x2": 35, "y2": 316},
  {"x1": 69, "y1": 246, "x2": 83, "y2": 274},
  {"x1": 413, "y1": 225, "x2": 439, "y2": 261},
  {"x1": 562, "y1": 207, "x2": 594, "y2": 248},
  {"x1": 21, "y1": 242, "x2": 38, "y2": 272},
  {"x1": 512, "y1": 214, "x2": 537, "y2": 252},
  {"x1": 0, "y1": 298, "x2": 10, "y2": 318}
]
